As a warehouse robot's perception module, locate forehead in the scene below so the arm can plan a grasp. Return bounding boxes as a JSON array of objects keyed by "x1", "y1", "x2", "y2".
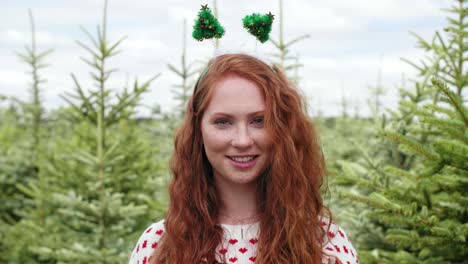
[{"x1": 204, "y1": 75, "x2": 265, "y2": 115}]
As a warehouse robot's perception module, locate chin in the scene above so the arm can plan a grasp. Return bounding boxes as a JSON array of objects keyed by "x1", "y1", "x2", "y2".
[{"x1": 229, "y1": 172, "x2": 262, "y2": 185}]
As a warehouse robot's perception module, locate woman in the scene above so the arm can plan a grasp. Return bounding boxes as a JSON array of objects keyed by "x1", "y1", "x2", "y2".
[{"x1": 130, "y1": 53, "x2": 358, "y2": 264}]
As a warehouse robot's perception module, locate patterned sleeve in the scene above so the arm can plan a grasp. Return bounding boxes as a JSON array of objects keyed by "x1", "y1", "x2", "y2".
[
  {"x1": 129, "y1": 220, "x2": 165, "y2": 264},
  {"x1": 322, "y1": 221, "x2": 359, "y2": 264}
]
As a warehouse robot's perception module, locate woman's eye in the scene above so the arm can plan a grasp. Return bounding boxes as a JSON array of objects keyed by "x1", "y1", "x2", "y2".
[
  {"x1": 214, "y1": 119, "x2": 231, "y2": 126},
  {"x1": 252, "y1": 117, "x2": 264, "y2": 125}
]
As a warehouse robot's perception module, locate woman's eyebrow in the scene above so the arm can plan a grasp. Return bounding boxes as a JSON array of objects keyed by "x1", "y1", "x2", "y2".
[
  {"x1": 249, "y1": 111, "x2": 265, "y2": 116},
  {"x1": 211, "y1": 110, "x2": 265, "y2": 117}
]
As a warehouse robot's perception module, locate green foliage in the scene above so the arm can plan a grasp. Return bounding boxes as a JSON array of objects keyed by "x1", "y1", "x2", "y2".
[
  {"x1": 1, "y1": 1, "x2": 466, "y2": 264},
  {"x1": 0, "y1": 2, "x2": 167, "y2": 263},
  {"x1": 0, "y1": 10, "x2": 52, "y2": 263},
  {"x1": 318, "y1": 117, "x2": 375, "y2": 170},
  {"x1": 242, "y1": 12, "x2": 274, "y2": 43},
  {"x1": 333, "y1": 1, "x2": 468, "y2": 263},
  {"x1": 316, "y1": 116, "x2": 376, "y2": 232},
  {"x1": 192, "y1": 4, "x2": 225, "y2": 41},
  {"x1": 0, "y1": 105, "x2": 35, "y2": 223},
  {"x1": 367, "y1": 57, "x2": 387, "y2": 115},
  {"x1": 16, "y1": 9, "x2": 53, "y2": 151}
]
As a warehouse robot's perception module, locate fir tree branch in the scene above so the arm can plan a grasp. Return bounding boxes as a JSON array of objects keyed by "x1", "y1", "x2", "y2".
[
  {"x1": 284, "y1": 34, "x2": 310, "y2": 47},
  {"x1": 382, "y1": 131, "x2": 439, "y2": 161},
  {"x1": 435, "y1": 32, "x2": 459, "y2": 75},
  {"x1": 431, "y1": 78, "x2": 468, "y2": 126}
]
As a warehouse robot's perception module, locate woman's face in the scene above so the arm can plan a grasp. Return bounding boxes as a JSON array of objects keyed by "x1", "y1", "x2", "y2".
[{"x1": 201, "y1": 74, "x2": 271, "y2": 187}]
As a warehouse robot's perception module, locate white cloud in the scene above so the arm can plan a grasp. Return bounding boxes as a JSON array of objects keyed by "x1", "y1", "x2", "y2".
[
  {"x1": 284, "y1": 1, "x2": 364, "y2": 33},
  {"x1": 0, "y1": 29, "x2": 69, "y2": 47},
  {"x1": 121, "y1": 37, "x2": 166, "y2": 51},
  {"x1": 318, "y1": 0, "x2": 450, "y2": 19},
  {"x1": 0, "y1": 71, "x2": 27, "y2": 86},
  {"x1": 168, "y1": 6, "x2": 197, "y2": 23},
  {"x1": 0, "y1": 29, "x2": 27, "y2": 45}
]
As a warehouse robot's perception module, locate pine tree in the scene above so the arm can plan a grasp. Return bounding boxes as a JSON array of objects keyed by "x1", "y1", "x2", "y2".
[
  {"x1": 0, "y1": 9, "x2": 52, "y2": 221},
  {"x1": 212, "y1": 0, "x2": 220, "y2": 48},
  {"x1": 339, "y1": 85, "x2": 350, "y2": 118},
  {"x1": 269, "y1": 0, "x2": 309, "y2": 81},
  {"x1": 333, "y1": 1, "x2": 467, "y2": 263},
  {"x1": 168, "y1": 19, "x2": 198, "y2": 118},
  {"x1": 0, "y1": 10, "x2": 53, "y2": 263},
  {"x1": 367, "y1": 55, "x2": 387, "y2": 116},
  {"x1": 1, "y1": 1, "x2": 166, "y2": 263}
]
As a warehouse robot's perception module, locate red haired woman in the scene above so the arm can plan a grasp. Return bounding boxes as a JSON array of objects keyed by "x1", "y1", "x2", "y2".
[{"x1": 130, "y1": 54, "x2": 358, "y2": 264}]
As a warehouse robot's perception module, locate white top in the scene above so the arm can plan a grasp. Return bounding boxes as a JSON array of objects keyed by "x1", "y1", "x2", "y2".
[{"x1": 129, "y1": 218, "x2": 359, "y2": 264}]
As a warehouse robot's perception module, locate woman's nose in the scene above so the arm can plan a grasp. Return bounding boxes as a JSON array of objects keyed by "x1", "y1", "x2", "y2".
[{"x1": 231, "y1": 126, "x2": 253, "y2": 148}]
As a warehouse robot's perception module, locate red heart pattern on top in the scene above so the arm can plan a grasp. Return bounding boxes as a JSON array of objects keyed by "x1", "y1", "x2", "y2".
[
  {"x1": 338, "y1": 230, "x2": 345, "y2": 238},
  {"x1": 334, "y1": 245, "x2": 341, "y2": 253},
  {"x1": 249, "y1": 238, "x2": 258, "y2": 245},
  {"x1": 130, "y1": 220, "x2": 359, "y2": 264}
]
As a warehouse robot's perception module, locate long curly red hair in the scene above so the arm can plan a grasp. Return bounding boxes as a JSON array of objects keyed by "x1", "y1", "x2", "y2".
[{"x1": 151, "y1": 53, "x2": 330, "y2": 263}]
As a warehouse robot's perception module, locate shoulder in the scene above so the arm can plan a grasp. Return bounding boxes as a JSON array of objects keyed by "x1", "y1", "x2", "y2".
[
  {"x1": 128, "y1": 220, "x2": 166, "y2": 264},
  {"x1": 320, "y1": 217, "x2": 359, "y2": 264}
]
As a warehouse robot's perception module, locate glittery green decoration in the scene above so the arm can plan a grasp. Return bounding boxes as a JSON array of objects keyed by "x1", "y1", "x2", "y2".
[
  {"x1": 242, "y1": 12, "x2": 274, "y2": 43},
  {"x1": 192, "y1": 4, "x2": 225, "y2": 41}
]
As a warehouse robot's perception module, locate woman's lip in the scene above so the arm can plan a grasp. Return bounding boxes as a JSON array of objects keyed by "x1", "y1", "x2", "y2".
[
  {"x1": 227, "y1": 156, "x2": 258, "y2": 169},
  {"x1": 226, "y1": 155, "x2": 258, "y2": 158}
]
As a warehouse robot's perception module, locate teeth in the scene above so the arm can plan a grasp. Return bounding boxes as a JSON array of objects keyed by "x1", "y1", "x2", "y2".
[{"x1": 230, "y1": 156, "x2": 256, "y2": 162}]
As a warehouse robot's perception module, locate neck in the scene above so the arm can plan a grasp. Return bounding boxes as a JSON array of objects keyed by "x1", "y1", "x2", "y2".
[{"x1": 215, "y1": 178, "x2": 259, "y2": 225}]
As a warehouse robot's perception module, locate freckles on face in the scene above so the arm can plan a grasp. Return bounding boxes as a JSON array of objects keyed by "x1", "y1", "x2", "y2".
[{"x1": 200, "y1": 74, "x2": 271, "y2": 186}]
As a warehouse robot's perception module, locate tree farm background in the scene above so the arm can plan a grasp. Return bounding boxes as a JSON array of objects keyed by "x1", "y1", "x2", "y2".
[{"x1": 0, "y1": 0, "x2": 466, "y2": 263}]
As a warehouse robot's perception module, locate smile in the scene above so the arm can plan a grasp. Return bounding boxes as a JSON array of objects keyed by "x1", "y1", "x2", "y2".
[
  {"x1": 228, "y1": 155, "x2": 258, "y2": 162},
  {"x1": 226, "y1": 155, "x2": 259, "y2": 169}
]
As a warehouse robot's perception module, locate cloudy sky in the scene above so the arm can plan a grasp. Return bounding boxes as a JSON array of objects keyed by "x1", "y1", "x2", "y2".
[{"x1": 0, "y1": 0, "x2": 453, "y2": 117}]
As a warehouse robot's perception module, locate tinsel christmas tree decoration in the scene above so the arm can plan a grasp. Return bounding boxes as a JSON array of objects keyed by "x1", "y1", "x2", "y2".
[
  {"x1": 242, "y1": 12, "x2": 274, "y2": 43},
  {"x1": 192, "y1": 4, "x2": 225, "y2": 41}
]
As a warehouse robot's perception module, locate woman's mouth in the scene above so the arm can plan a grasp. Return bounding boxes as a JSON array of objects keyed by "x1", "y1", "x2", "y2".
[{"x1": 226, "y1": 155, "x2": 259, "y2": 168}]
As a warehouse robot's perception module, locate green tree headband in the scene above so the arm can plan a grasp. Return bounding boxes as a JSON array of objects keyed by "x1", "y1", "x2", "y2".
[
  {"x1": 192, "y1": 4, "x2": 274, "y2": 43},
  {"x1": 242, "y1": 12, "x2": 275, "y2": 43},
  {"x1": 192, "y1": 4, "x2": 225, "y2": 41}
]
